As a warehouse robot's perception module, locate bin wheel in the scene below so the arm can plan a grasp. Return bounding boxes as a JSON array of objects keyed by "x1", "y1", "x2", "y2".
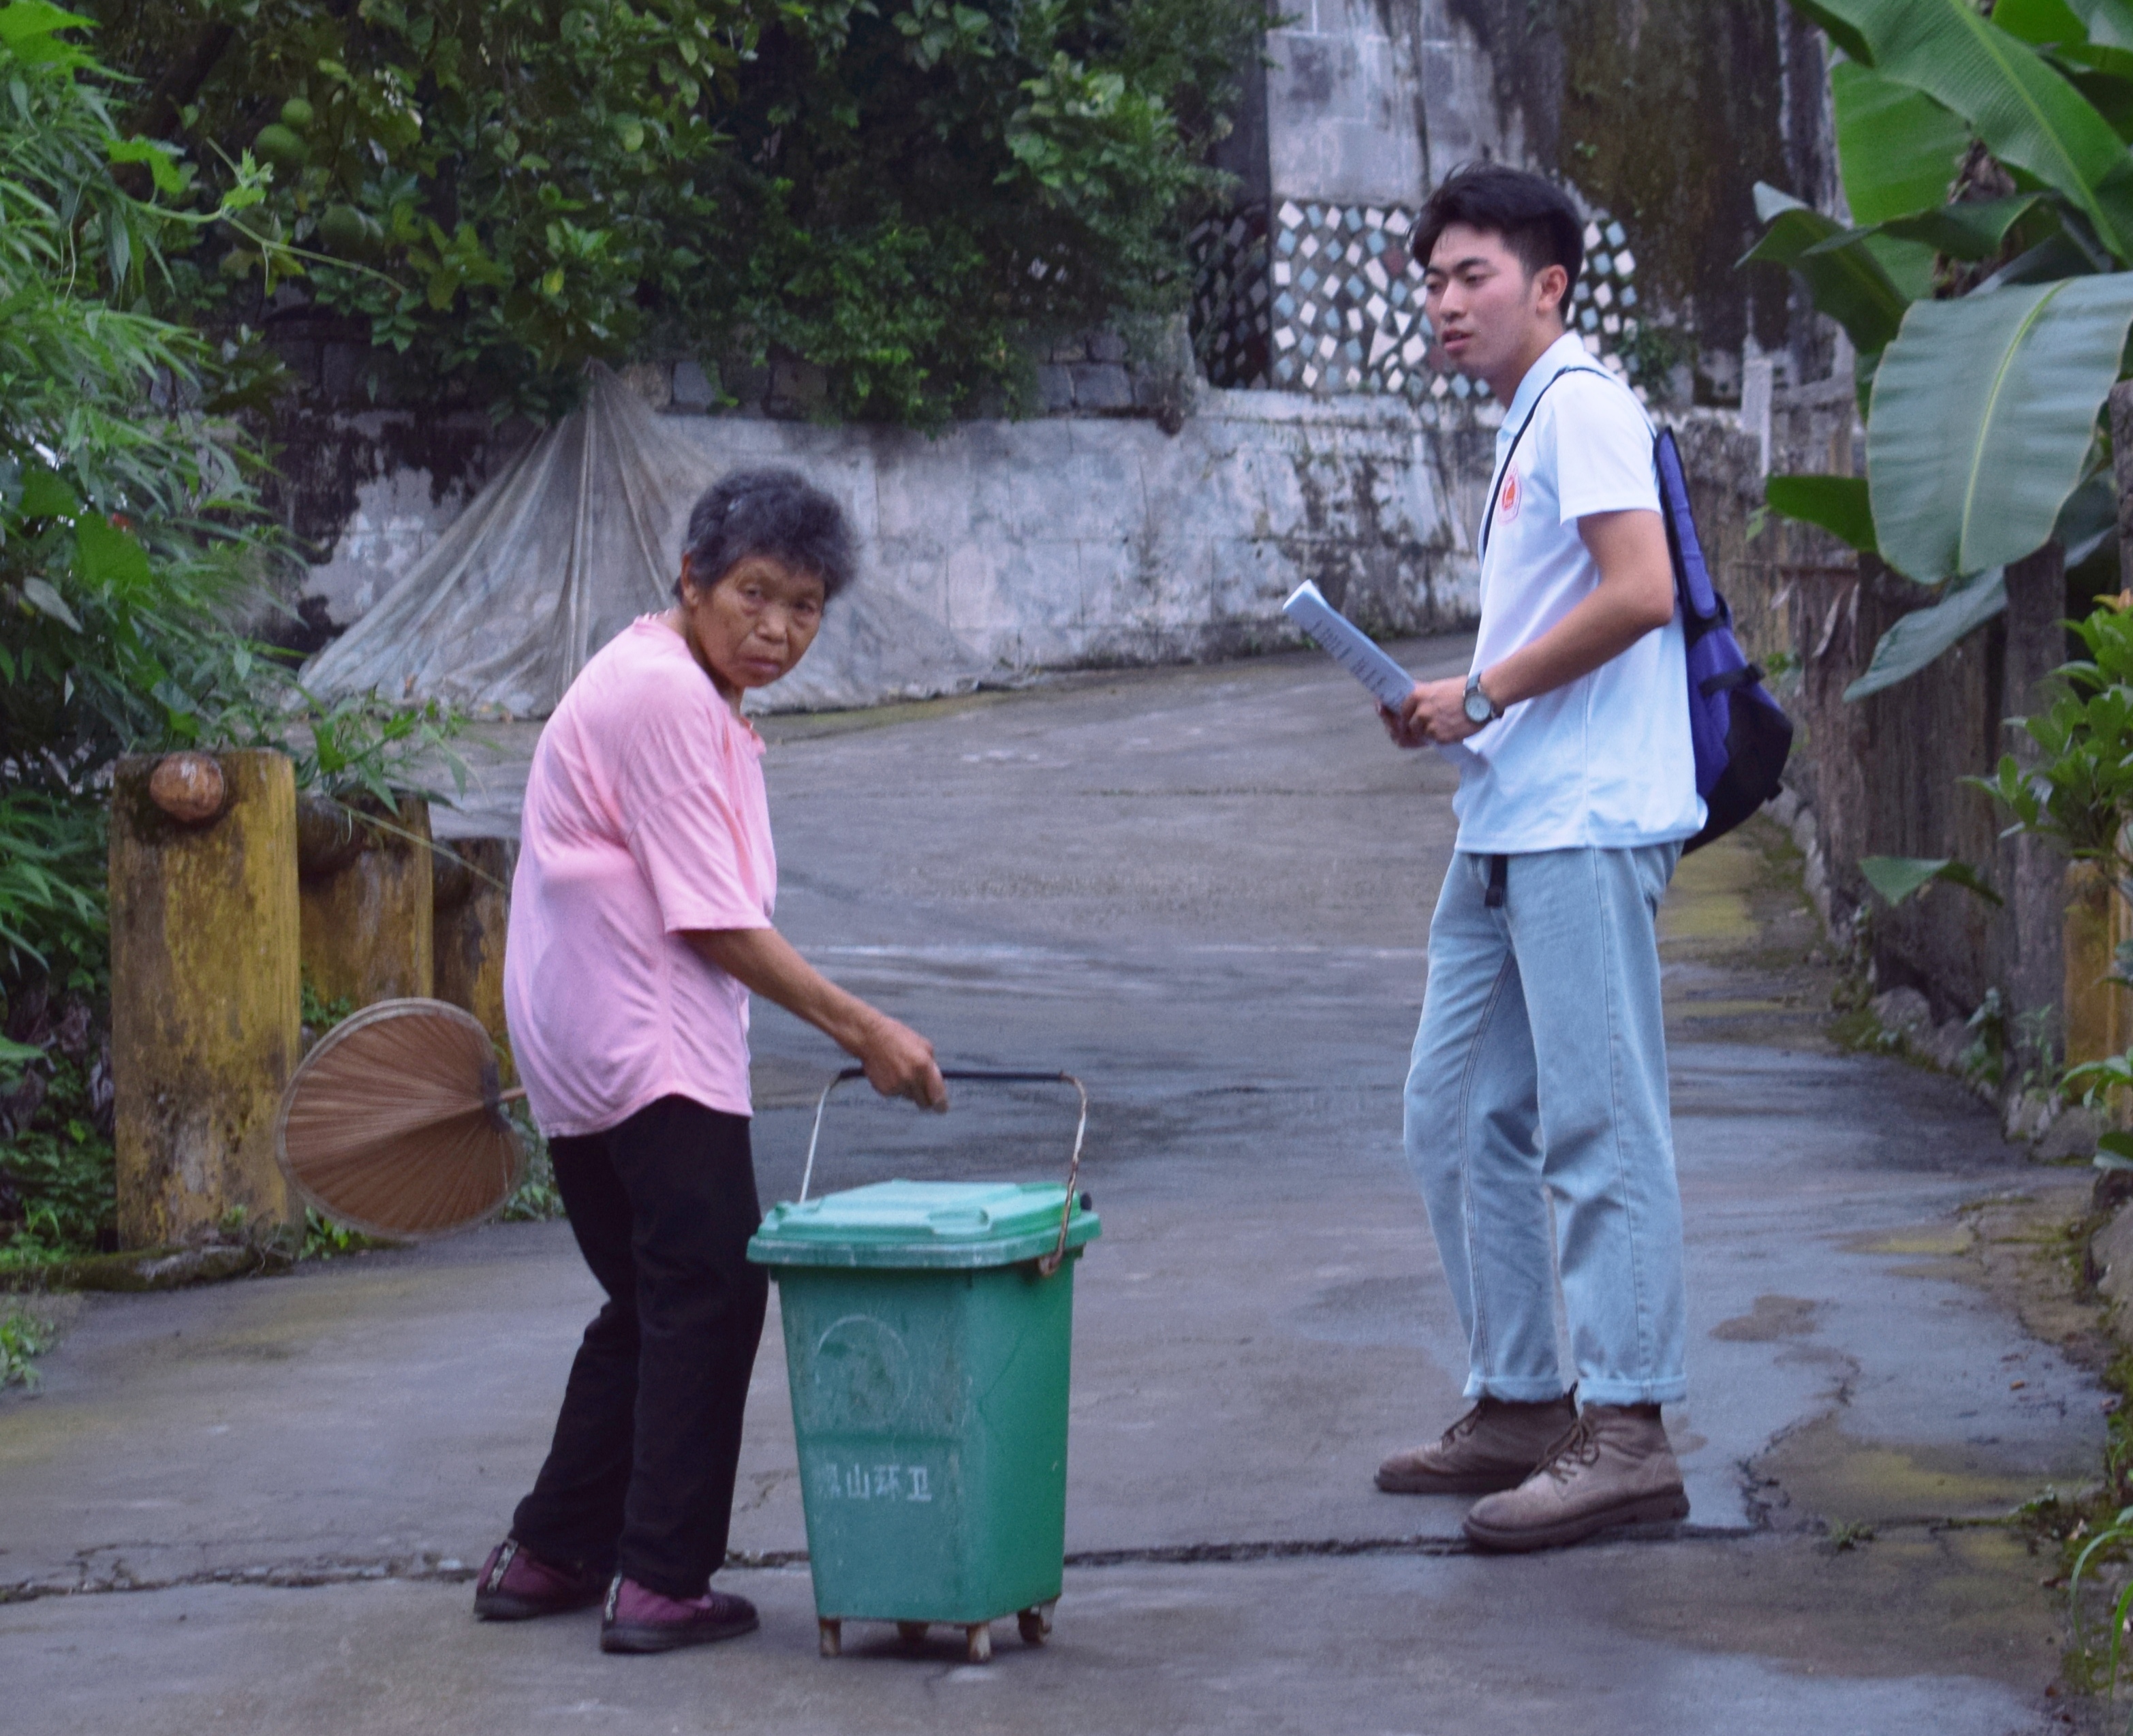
[
  {"x1": 964, "y1": 1622, "x2": 993, "y2": 1664},
  {"x1": 897, "y1": 1622, "x2": 929, "y2": 1645},
  {"x1": 1018, "y1": 1604, "x2": 1053, "y2": 1646},
  {"x1": 818, "y1": 1619, "x2": 841, "y2": 1658}
]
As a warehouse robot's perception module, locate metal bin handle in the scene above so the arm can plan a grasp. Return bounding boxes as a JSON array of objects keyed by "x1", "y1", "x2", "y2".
[{"x1": 797, "y1": 1068, "x2": 1090, "y2": 1278}]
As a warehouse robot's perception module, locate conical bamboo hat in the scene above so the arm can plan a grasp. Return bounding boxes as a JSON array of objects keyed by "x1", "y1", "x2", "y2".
[{"x1": 275, "y1": 998, "x2": 525, "y2": 1240}]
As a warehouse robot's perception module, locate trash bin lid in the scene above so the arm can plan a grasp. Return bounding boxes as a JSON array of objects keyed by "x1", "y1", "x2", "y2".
[{"x1": 747, "y1": 1179, "x2": 1101, "y2": 1271}]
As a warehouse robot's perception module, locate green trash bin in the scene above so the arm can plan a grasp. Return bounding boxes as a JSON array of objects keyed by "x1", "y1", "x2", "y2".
[{"x1": 747, "y1": 1069, "x2": 1100, "y2": 1664}]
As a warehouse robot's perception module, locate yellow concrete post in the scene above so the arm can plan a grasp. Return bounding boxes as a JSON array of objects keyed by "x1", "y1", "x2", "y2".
[
  {"x1": 109, "y1": 750, "x2": 301, "y2": 1248},
  {"x1": 2065, "y1": 863, "x2": 2132, "y2": 1069},
  {"x1": 433, "y1": 836, "x2": 516, "y2": 1083},
  {"x1": 298, "y1": 794, "x2": 435, "y2": 1009}
]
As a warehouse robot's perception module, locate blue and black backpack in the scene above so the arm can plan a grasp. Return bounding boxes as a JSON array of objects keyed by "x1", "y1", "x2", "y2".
[
  {"x1": 1651, "y1": 427, "x2": 1793, "y2": 851},
  {"x1": 1484, "y1": 367, "x2": 1793, "y2": 853}
]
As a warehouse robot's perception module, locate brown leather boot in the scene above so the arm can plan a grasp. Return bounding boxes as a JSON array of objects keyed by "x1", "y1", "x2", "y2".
[
  {"x1": 1462, "y1": 1403, "x2": 1688, "y2": 1551},
  {"x1": 1375, "y1": 1392, "x2": 1577, "y2": 1495}
]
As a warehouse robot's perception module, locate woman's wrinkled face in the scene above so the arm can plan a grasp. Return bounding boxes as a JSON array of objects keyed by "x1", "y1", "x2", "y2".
[{"x1": 676, "y1": 553, "x2": 826, "y2": 702}]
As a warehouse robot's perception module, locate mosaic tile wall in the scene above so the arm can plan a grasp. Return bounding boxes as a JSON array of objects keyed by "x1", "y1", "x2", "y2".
[
  {"x1": 1189, "y1": 205, "x2": 1271, "y2": 392},
  {"x1": 1191, "y1": 198, "x2": 1645, "y2": 407}
]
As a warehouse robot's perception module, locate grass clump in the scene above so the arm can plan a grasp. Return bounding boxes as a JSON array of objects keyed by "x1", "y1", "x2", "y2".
[{"x1": 0, "y1": 1303, "x2": 55, "y2": 1389}]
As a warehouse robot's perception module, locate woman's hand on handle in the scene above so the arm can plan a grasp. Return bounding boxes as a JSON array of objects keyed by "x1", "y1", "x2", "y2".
[
  {"x1": 853, "y1": 1010, "x2": 949, "y2": 1110},
  {"x1": 685, "y1": 925, "x2": 949, "y2": 1111}
]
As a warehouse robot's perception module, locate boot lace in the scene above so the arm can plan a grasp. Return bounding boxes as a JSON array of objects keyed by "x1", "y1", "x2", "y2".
[
  {"x1": 1439, "y1": 1400, "x2": 1491, "y2": 1446},
  {"x1": 1533, "y1": 1413, "x2": 1603, "y2": 1485}
]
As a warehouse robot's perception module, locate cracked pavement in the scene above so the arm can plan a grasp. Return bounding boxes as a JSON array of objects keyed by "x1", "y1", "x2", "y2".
[{"x1": 0, "y1": 640, "x2": 2106, "y2": 1733}]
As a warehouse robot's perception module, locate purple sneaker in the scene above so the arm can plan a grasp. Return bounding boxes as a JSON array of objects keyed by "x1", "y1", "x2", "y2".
[
  {"x1": 472, "y1": 1538, "x2": 606, "y2": 1621},
  {"x1": 599, "y1": 1576, "x2": 760, "y2": 1654}
]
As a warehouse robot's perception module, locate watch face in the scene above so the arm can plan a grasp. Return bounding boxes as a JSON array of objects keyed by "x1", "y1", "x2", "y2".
[{"x1": 1464, "y1": 689, "x2": 1493, "y2": 724}]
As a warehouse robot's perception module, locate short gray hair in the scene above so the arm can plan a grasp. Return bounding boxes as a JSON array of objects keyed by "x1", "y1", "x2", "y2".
[{"x1": 679, "y1": 468, "x2": 856, "y2": 601}]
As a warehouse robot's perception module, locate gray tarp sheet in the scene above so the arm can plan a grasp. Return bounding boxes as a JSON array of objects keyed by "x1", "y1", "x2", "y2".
[{"x1": 301, "y1": 365, "x2": 988, "y2": 717}]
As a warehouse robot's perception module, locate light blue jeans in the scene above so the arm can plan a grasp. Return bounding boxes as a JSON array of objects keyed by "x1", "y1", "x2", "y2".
[{"x1": 1403, "y1": 846, "x2": 1687, "y2": 1407}]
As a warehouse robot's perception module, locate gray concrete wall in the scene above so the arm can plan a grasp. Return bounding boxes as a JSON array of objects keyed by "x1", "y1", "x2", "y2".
[
  {"x1": 298, "y1": 382, "x2": 1502, "y2": 681},
  {"x1": 1262, "y1": 1, "x2": 1525, "y2": 205},
  {"x1": 1266, "y1": 0, "x2": 1427, "y2": 207}
]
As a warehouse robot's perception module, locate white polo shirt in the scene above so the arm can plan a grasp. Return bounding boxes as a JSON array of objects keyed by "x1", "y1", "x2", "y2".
[{"x1": 1452, "y1": 334, "x2": 1704, "y2": 854}]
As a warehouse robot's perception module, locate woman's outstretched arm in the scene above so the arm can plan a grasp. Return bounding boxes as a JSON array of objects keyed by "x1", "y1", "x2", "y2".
[{"x1": 685, "y1": 927, "x2": 949, "y2": 1109}]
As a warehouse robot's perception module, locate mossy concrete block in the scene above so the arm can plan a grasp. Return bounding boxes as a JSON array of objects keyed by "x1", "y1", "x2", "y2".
[
  {"x1": 110, "y1": 750, "x2": 302, "y2": 1250},
  {"x1": 299, "y1": 797, "x2": 435, "y2": 1009},
  {"x1": 1, "y1": 1241, "x2": 294, "y2": 1293},
  {"x1": 2093, "y1": 1202, "x2": 2133, "y2": 1323},
  {"x1": 432, "y1": 836, "x2": 515, "y2": 1083}
]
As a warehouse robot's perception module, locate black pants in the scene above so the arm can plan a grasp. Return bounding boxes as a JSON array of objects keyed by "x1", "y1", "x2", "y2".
[{"x1": 510, "y1": 1096, "x2": 768, "y2": 1599}]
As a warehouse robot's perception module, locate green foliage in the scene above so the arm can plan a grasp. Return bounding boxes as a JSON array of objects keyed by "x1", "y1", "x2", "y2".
[
  {"x1": 0, "y1": 1301, "x2": 55, "y2": 1389},
  {"x1": 501, "y1": 1106, "x2": 564, "y2": 1222},
  {"x1": 1809, "y1": 0, "x2": 2133, "y2": 252},
  {"x1": 1867, "y1": 274, "x2": 2133, "y2": 583},
  {"x1": 1842, "y1": 566, "x2": 2008, "y2": 700},
  {"x1": 298, "y1": 1208, "x2": 391, "y2": 1259},
  {"x1": 1754, "y1": 0, "x2": 2133, "y2": 654},
  {"x1": 1976, "y1": 597, "x2": 2133, "y2": 871},
  {"x1": 298, "y1": 968, "x2": 354, "y2": 1036},
  {"x1": 0, "y1": 5, "x2": 469, "y2": 1265},
  {"x1": 1856, "y1": 854, "x2": 2004, "y2": 908},
  {"x1": 283, "y1": 692, "x2": 467, "y2": 807},
  {"x1": 1, "y1": 7, "x2": 289, "y2": 807},
  {"x1": 0, "y1": 1044, "x2": 115, "y2": 1263},
  {"x1": 1829, "y1": 59, "x2": 1970, "y2": 228},
  {"x1": 2070, "y1": 1501, "x2": 2133, "y2": 1694},
  {"x1": 1763, "y1": 474, "x2": 1878, "y2": 554},
  {"x1": 89, "y1": 0, "x2": 1262, "y2": 425},
  {"x1": 1741, "y1": 184, "x2": 1914, "y2": 358},
  {"x1": 0, "y1": 795, "x2": 108, "y2": 991}
]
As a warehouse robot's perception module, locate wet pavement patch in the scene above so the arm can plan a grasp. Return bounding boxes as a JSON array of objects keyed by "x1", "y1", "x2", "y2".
[
  {"x1": 1711, "y1": 1295, "x2": 1823, "y2": 1342},
  {"x1": 1754, "y1": 1413, "x2": 2071, "y2": 1528}
]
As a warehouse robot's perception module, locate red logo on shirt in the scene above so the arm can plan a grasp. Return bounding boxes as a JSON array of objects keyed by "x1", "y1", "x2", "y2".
[{"x1": 1498, "y1": 467, "x2": 1522, "y2": 523}]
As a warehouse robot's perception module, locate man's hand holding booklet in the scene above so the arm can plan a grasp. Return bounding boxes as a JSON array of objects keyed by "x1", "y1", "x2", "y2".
[{"x1": 1281, "y1": 581, "x2": 1477, "y2": 766}]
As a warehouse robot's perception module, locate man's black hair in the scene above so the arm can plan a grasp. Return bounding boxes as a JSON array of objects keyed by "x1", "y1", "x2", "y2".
[
  {"x1": 679, "y1": 467, "x2": 856, "y2": 601},
  {"x1": 1414, "y1": 164, "x2": 1585, "y2": 298}
]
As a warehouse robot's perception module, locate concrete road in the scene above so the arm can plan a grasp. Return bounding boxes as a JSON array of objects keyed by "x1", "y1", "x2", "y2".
[{"x1": 0, "y1": 642, "x2": 2104, "y2": 1733}]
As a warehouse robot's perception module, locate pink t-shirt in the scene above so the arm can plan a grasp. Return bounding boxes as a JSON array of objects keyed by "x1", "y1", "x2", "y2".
[{"x1": 504, "y1": 617, "x2": 775, "y2": 1136}]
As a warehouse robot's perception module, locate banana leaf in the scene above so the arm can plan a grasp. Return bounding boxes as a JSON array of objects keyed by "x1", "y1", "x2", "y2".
[
  {"x1": 1844, "y1": 567, "x2": 2008, "y2": 701},
  {"x1": 1878, "y1": 193, "x2": 2043, "y2": 258},
  {"x1": 1797, "y1": 0, "x2": 2133, "y2": 262},
  {"x1": 2003, "y1": 1, "x2": 2133, "y2": 140},
  {"x1": 2059, "y1": 469, "x2": 2120, "y2": 565},
  {"x1": 1743, "y1": 185, "x2": 1913, "y2": 354},
  {"x1": 1832, "y1": 61, "x2": 1972, "y2": 223},
  {"x1": 1866, "y1": 272, "x2": 2133, "y2": 580},
  {"x1": 1978, "y1": 226, "x2": 2111, "y2": 285},
  {"x1": 1765, "y1": 474, "x2": 1878, "y2": 553},
  {"x1": 1858, "y1": 854, "x2": 2005, "y2": 907},
  {"x1": 2001, "y1": 0, "x2": 2108, "y2": 48},
  {"x1": 2001, "y1": 0, "x2": 2133, "y2": 63}
]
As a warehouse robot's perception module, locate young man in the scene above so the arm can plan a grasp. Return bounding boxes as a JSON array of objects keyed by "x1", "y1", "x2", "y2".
[{"x1": 1374, "y1": 164, "x2": 1700, "y2": 1551}]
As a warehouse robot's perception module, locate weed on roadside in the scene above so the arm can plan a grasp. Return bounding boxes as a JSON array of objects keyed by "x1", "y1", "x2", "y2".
[
  {"x1": 1823, "y1": 1520, "x2": 1876, "y2": 1552},
  {"x1": 298, "y1": 971, "x2": 355, "y2": 1049},
  {"x1": 0, "y1": 1302, "x2": 55, "y2": 1388},
  {"x1": 2070, "y1": 1500, "x2": 2133, "y2": 1699},
  {"x1": 298, "y1": 1209, "x2": 394, "y2": 1260},
  {"x1": 501, "y1": 1107, "x2": 562, "y2": 1222}
]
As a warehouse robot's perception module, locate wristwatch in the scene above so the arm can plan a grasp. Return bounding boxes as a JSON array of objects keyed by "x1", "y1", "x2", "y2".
[{"x1": 1463, "y1": 672, "x2": 1503, "y2": 726}]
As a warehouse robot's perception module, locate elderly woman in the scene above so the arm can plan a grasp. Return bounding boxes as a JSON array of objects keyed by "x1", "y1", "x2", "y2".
[{"x1": 476, "y1": 469, "x2": 946, "y2": 1654}]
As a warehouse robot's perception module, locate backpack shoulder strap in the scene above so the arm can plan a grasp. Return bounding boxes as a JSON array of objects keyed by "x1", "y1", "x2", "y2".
[
  {"x1": 1480, "y1": 364, "x2": 1615, "y2": 556},
  {"x1": 1652, "y1": 427, "x2": 1720, "y2": 623}
]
